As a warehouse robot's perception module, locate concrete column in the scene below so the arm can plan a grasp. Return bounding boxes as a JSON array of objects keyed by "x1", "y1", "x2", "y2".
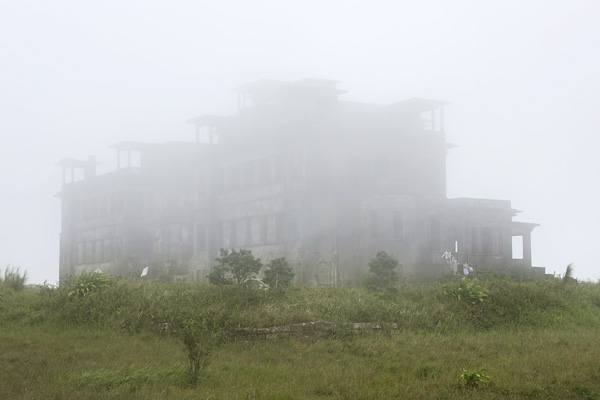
[{"x1": 523, "y1": 232, "x2": 532, "y2": 267}]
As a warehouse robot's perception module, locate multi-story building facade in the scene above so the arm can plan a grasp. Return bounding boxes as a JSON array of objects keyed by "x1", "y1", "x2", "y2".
[{"x1": 56, "y1": 79, "x2": 542, "y2": 283}]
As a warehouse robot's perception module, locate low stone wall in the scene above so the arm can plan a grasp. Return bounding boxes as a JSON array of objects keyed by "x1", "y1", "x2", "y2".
[{"x1": 231, "y1": 321, "x2": 398, "y2": 341}]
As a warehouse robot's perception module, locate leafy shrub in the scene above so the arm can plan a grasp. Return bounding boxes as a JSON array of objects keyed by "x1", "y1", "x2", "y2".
[
  {"x1": 443, "y1": 278, "x2": 488, "y2": 304},
  {"x1": 365, "y1": 251, "x2": 399, "y2": 291},
  {"x1": 6, "y1": 272, "x2": 600, "y2": 336},
  {"x1": 263, "y1": 257, "x2": 295, "y2": 289},
  {"x1": 209, "y1": 249, "x2": 262, "y2": 286},
  {"x1": 460, "y1": 368, "x2": 492, "y2": 388},
  {"x1": 1, "y1": 266, "x2": 28, "y2": 291},
  {"x1": 68, "y1": 271, "x2": 113, "y2": 297},
  {"x1": 178, "y1": 317, "x2": 217, "y2": 386}
]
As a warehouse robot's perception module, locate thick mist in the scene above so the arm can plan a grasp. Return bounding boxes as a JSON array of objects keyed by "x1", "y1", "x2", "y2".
[{"x1": 1, "y1": 0, "x2": 599, "y2": 283}]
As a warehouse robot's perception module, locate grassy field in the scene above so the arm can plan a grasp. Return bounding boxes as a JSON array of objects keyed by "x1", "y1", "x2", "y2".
[{"x1": 1, "y1": 275, "x2": 600, "y2": 399}]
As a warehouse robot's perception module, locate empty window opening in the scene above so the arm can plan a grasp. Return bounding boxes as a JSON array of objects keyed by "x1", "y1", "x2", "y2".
[
  {"x1": 481, "y1": 227, "x2": 493, "y2": 255},
  {"x1": 227, "y1": 166, "x2": 241, "y2": 191},
  {"x1": 393, "y1": 211, "x2": 404, "y2": 240},
  {"x1": 471, "y1": 227, "x2": 479, "y2": 254},
  {"x1": 221, "y1": 221, "x2": 231, "y2": 248},
  {"x1": 195, "y1": 126, "x2": 219, "y2": 144},
  {"x1": 429, "y1": 216, "x2": 441, "y2": 251},
  {"x1": 512, "y1": 236, "x2": 524, "y2": 259},
  {"x1": 369, "y1": 210, "x2": 379, "y2": 239},
  {"x1": 267, "y1": 214, "x2": 283, "y2": 243},
  {"x1": 197, "y1": 171, "x2": 208, "y2": 197},
  {"x1": 118, "y1": 150, "x2": 141, "y2": 169},
  {"x1": 103, "y1": 239, "x2": 112, "y2": 261},
  {"x1": 260, "y1": 216, "x2": 268, "y2": 244},
  {"x1": 196, "y1": 224, "x2": 206, "y2": 251},
  {"x1": 85, "y1": 242, "x2": 93, "y2": 263},
  {"x1": 290, "y1": 151, "x2": 303, "y2": 179},
  {"x1": 250, "y1": 217, "x2": 262, "y2": 245},
  {"x1": 236, "y1": 219, "x2": 247, "y2": 246},
  {"x1": 257, "y1": 158, "x2": 271, "y2": 186},
  {"x1": 230, "y1": 220, "x2": 237, "y2": 247},
  {"x1": 241, "y1": 162, "x2": 255, "y2": 188},
  {"x1": 288, "y1": 210, "x2": 301, "y2": 240},
  {"x1": 421, "y1": 108, "x2": 444, "y2": 132}
]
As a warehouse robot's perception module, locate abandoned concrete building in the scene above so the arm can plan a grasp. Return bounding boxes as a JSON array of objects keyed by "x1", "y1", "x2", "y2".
[{"x1": 56, "y1": 79, "x2": 543, "y2": 284}]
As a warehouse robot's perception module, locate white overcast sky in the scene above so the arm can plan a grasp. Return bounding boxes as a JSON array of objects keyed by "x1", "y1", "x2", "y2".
[{"x1": 1, "y1": 0, "x2": 599, "y2": 284}]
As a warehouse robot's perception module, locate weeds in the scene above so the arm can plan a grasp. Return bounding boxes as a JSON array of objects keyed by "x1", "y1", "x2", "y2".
[
  {"x1": 11, "y1": 275, "x2": 596, "y2": 335},
  {"x1": 67, "y1": 270, "x2": 113, "y2": 297},
  {"x1": 75, "y1": 367, "x2": 182, "y2": 391},
  {"x1": 2, "y1": 276, "x2": 600, "y2": 398},
  {"x1": 413, "y1": 364, "x2": 437, "y2": 380},
  {"x1": 178, "y1": 317, "x2": 217, "y2": 386},
  {"x1": 443, "y1": 278, "x2": 488, "y2": 304},
  {"x1": 562, "y1": 263, "x2": 577, "y2": 285},
  {"x1": 460, "y1": 368, "x2": 492, "y2": 388},
  {"x1": 1, "y1": 266, "x2": 28, "y2": 291}
]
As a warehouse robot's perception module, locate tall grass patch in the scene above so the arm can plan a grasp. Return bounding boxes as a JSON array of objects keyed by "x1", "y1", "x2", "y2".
[
  {"x1": 2, "y1": 275, "x2": 600, "y2": 398},
  {"x1": 0, "y1": 266, "x2": 27, "y2": 291},
  {"x1": 23, "y1": 274, "x2": 600, "y2": 334}
]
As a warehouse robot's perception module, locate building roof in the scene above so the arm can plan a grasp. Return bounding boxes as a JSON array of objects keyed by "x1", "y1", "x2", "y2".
[
  {"x1": 449, "y1": 197, "x2": 512, "y2": 210},
  {"x1": 109, "y1": 141, "x2": 201, "y2": 151},
  {"x1": 512, "y1": 221, "x2": 540, "y2": 234}
]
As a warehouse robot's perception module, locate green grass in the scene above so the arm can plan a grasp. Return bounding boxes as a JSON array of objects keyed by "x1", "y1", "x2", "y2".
[
  {"x1": 1, "y1": 276, "x2": 600, "y2": 398},
  {"x1": 0, "y1": 322, "x2": 188, "y2": 399},
  {"x1": 15, "y1": 275, "x2": 599, "y2": 334},
  {"x1": 2, "y1": 321, "x2": 600, "y2": 399}
]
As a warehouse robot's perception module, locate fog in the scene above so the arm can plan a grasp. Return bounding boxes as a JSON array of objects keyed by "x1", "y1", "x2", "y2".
[{"x1": 1, "y1": 0, "x2": 599, "y2": 284}]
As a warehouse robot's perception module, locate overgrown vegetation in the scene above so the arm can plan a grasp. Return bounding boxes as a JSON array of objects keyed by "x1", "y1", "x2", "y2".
[
  {"x1": 562, "y1": 263, "x2": 577, "y2": 285},
  {"x1": 460, "y1": 368, "x2": 492, "y2": 389},
  {"x1": 365, "y1": 251, "x2": 399, "y2": 291},
  {"x1": 442, "y1": 278, "x2": 488, "y2": 304},
  {"x1": 262, "y1": 257, "x2": 295, "y2": 289},
  {"x1": 68, "y1": 270, "x2": 113, "y2": 297},
  {"x1": 178, "y1": 317, "x2": 218, "y2": 386},
  {"x1": 2, "y1": 269, "x2": 600, "y2": 398},
  {"x1": 3, "y1": 272, "x2": 598, "y2": 333},
  {"x1": 0, "y1": 265, "x2": 27, "y2": 291},
  {"x1": 208, "y1": 248, "x2": 262, "y2": 286}
]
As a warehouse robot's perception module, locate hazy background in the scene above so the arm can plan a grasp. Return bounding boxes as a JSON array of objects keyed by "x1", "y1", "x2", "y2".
[{"x1": 1, "y1": 0, "x2": 598, "y2": 284}]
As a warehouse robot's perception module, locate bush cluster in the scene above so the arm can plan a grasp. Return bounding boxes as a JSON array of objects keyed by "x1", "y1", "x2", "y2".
[
  {"x1": 208, "y1": 249, "x2": 294, "y2": 289},
  {"x1": 3, "y1": 272, "x2": 599, "y2": 335}
]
